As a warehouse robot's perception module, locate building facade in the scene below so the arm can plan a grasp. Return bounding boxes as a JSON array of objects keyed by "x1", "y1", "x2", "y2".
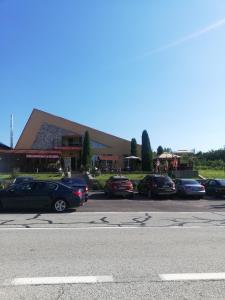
[{"x1": 0, "y1": 109, "x2": 141, "y2": 172}]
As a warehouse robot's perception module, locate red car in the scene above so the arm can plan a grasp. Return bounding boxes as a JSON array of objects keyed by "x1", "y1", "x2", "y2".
[{"x1": 104, "y1": 176, "x2": 134, "y2": 198}]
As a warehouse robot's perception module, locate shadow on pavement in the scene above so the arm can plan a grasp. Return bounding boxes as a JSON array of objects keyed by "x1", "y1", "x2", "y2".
[
  {"x1": 0, "y1": 208, "x2": 77, "y2": 214},
  {"x1": 89, "y1": 192, "x2": 173, "y2": 201},
  {"x1": 210, "y1": 204, "x2": 225, "y2": 209}
]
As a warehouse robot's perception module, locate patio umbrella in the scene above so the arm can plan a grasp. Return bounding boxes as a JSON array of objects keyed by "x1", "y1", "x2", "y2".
[
  {"x1": 124, "y1": 156, "x2": 141, "y2": 169},
  {"x1": 125, "y1": 156, "x2": 141, "y2": 160},
  {"x1": 158, "y1": 152, "x2": 180, "y2": 159}
]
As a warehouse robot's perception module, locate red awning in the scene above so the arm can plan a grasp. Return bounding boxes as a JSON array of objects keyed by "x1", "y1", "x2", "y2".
[
  {"x1": 0, "y1": 149, "x2": 61, "y2": 155},
  {"x1": 98, "y1": 155, "x2": 119, "y2": 161}
]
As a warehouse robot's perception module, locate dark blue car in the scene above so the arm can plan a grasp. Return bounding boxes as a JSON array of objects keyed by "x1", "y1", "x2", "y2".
[
  {"x1": 61, "y1": 178, "x2": 89, "y2": 202},
  {"x1": 0, "y1": 180, "x2": 84, "y2": 212}
]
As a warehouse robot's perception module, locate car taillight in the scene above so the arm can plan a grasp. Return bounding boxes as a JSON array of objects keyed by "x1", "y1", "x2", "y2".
[
  {"x1": 110, "y1": 183, "x2": 117, "y2": 189},
  {"x1": 73, "y1": 190, "x2": 82, "y2": 197}
]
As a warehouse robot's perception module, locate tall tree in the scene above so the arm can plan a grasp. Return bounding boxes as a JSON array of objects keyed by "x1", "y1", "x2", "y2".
[
  {"x1": 141, "y1": 130, "x2": 153, "y2": 171},
  {"x1": 163, "y1": 147, "x2": 172, "y2": 153},
  {"x1": 157, "y1": 145, "x2": 163, "y2": 156},
  {"x1": 130, "y1": 138, "x2": 137, "y2": 156},
  {"x1": 81, "y1": 131, "x2": 91, "y2": 170}
]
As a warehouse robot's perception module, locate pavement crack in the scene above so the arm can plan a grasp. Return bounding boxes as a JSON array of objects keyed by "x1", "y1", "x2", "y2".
[
  {"x1": 26, "y1": 214, "x2": 42, "y2": 221},
  {"x1": 0, "y1": 219, "x2": 14, "y2": 225}
]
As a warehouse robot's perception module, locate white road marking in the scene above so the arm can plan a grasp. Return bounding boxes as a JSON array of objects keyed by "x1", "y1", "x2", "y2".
[
  {"x1": 160, "y1": 273, "x2": 225, "y2": 281},
  {"x1": 0, "y1": 226, "x2": 204, "y2": 231},
  {"x1": 73, "y1": 211, "x2": 214, "y2": 214},
  {"x1": 8, "y1": 276, "x2": 113, "y2": 286}
]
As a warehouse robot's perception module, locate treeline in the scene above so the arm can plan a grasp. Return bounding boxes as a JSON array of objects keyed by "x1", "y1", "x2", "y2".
[{"x1": 195, "y1": 149, "x2": 225, "y2": 169}]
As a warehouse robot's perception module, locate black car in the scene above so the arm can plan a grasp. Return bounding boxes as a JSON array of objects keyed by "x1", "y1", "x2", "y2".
[
  {"x1": 205, "y1": 179, "x2": 225, "y2": 197},
  {"x1": 61, "y1": 178, "x2": 89, "y2": 202},
  {"x1": 138, "y1": 174, "x2": 176, "y2": 199},
  {"x1": 0, "y1": 180, "x2": 84, "y2": 212},
  {"x1": 12, "y1": 176, "x2": 34, "y2": 185}
]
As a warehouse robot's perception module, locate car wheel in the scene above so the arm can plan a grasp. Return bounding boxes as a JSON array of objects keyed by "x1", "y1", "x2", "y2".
[
  {"x1": 147, "y1": 190, "x2": 152, "y2": 199},
  {"x1": 128, "y1": 193, "x2": 134, "y2": 199},
  {"x1": 53, "y1": 199, "x2": 67, "y2": 213}
]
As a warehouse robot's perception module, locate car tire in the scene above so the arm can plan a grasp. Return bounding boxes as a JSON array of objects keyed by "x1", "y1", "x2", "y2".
[
  {"x1": 147, "y1": 190, "x2": 152, "y2": 199},
  {"x1": 53, "y1": 199, "x2": 67, "y2": 213},
  {"x1": 128, "y1": 193, "x2": 134, "y2": 199}
]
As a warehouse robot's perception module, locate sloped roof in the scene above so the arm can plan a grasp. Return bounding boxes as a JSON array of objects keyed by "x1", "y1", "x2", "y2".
[
  {"x1": 0, "y1": 142, "x2": 10, "y2": 150},
  {"x1": 15, "y1": 109, "x2": 141, "y2": 156}
]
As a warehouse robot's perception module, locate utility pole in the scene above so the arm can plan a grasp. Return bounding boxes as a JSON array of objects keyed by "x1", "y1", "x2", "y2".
[{"x1": 10, "y1": 114, "x2": 13, "y2": 148}]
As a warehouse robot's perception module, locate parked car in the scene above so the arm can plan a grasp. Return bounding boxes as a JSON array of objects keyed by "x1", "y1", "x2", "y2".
[
  {"x1": 0, "y1": 180, "x2": 84, "y2": 212},
  {"x1": 104, "y1": 176, "x2": 134, "y2": 198},
  {"x1": 138, "y1": 174, "x2": 176, "y2": 199},
  {"x1": 61, "y1": 177, "x2": 89, "y2": 201},
  {"x1": 175, "y1": 178, "x2": 205, "y2": 199},
  {"x1": 205, "y1": 179, "x2": 225, "y2": 197},
  {"x1": 12, "y1": 176, "x2": 34, "y2": 185}
]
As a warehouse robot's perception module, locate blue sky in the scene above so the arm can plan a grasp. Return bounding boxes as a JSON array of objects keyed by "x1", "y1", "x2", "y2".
[{"x1": 1, "y1": 0, "x2": 225, "y2": 152}]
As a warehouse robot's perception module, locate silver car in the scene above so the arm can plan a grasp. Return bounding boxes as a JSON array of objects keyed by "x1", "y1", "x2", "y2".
[{"x1": 175, "y1": 179, "x2": 205, "y2": 199}]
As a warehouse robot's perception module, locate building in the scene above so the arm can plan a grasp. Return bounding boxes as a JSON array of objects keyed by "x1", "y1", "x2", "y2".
[{"x1": 0, "y1": 109, "x2": 141, "y2": 172}]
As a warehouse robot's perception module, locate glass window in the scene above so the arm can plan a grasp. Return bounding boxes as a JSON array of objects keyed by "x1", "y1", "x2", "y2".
[
  {"x1": 20, "y1": 182, "x2": 35, "y2": 191},
  {"x1": 46, "y1": 183, "x2": 58, "y2": 190},
  {"x1": 217, "y1": 180, "x2": 225, "y2": 186},
  {"x1": 90, "y1": 140, "x2": 108, "y2": 148},
  {"x1": 209, "y1": 180, "x2": 216, "y2": 186}
]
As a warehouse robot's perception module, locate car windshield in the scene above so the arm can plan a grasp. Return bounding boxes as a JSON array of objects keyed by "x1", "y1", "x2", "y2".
[
  {"x1": 181, "y1": 180, "x2": 199, "y2": 185},
  {"x1": 217, "y1": 180, "x2": 225, "y2": 186},
  {"x1": 154, "y1": 176, "x2": 172, "y2": 184}
]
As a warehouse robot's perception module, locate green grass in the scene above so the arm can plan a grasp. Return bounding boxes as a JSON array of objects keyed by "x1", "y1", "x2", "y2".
[
  {"x1": 0, "y1": 173, "x2": 63, "y2": 181},
  {"x1": 197, "y1": 169, "x2": 225, "y2": 179},
  {"x1": 0, "y1": 174, "x2": 11, "y2": 180}
]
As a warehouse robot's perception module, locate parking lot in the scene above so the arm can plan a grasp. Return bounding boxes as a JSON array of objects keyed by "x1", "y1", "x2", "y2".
[{"x1": 75, "y1": 192, "x2": 225, "y2": 212}]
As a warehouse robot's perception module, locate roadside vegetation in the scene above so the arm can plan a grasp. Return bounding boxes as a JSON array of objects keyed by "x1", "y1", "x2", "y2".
[
  {"x1": 197, "y1": 169, "x2": 225, "y2": 179},
  {"x1": 0, "y1": 173, "x2": 62, "y2": 181}
]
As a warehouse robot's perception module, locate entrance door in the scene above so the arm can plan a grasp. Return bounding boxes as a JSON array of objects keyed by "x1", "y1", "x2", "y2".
[{"x1": 71, "y1": 157, "x2": 77, "y2": 171}]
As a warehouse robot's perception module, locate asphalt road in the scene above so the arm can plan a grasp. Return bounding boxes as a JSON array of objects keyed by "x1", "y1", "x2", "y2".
[
  {"x1": 78, "y1": 192, "x2": 225, "y2": 212},
  {"x1": 1, "y1": 216, "x2": 225, "y2": 300},
  {"x1": 1, "y1": 194, "x2": 225, "y2": 299}
]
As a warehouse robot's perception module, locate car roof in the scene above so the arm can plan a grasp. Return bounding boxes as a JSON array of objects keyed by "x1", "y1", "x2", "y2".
[
  {"x1": 110, "y1": 176, "x2": 129, "y2": 180},
  {"x1": 146, "y1": 174, "x2": 170, "y2": 179}
]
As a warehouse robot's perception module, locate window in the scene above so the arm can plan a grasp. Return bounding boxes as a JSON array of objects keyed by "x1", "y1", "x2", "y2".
[
  {"x1": 62, "y1": 136, "x2": 82, "y2": 147},
  {"x1": 46, "y1": 183, "x2": 58, "y2": 190},
  {"x1": 90, "y1": 140, "x2": 108, "y2": 149},
  {"x1": 209, "y1": 180, "x2": 217, "y2": 186}
]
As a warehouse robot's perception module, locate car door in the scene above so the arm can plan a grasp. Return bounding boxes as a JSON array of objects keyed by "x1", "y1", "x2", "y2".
[
  {"x1": 206, "y1": 180, "x2": 217, "y2": 196},
  {"x1": 26, "y1": 182, "x2": 55, "y2": 209},
  {"x1": 1, "y1": 182, "x2": 36, "y2": 209},
  {"x1": 175, "y1": 180, "x2": 182, "y2": 193}
]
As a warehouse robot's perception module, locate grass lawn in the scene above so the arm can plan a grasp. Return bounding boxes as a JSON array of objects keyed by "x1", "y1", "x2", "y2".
[
  {"x1": 0, "y1": 173, "x2": 62, "y2": 181},
  {"x1": 197, "y1": 169, "x2": 225, "y2": 179}
]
